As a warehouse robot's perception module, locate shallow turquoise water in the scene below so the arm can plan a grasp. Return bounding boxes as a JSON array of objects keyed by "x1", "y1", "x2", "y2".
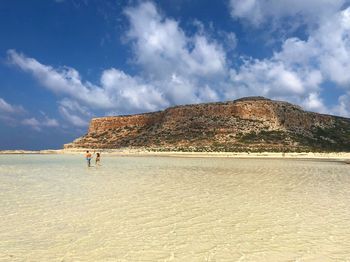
[{"x1": 0, "y1": 155, "x2": 350, "y2": 261}]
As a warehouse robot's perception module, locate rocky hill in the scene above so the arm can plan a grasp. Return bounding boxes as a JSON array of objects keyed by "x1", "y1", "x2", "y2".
[{"x1": 64, "y1": 97, "x2": 350, "y2": 152}]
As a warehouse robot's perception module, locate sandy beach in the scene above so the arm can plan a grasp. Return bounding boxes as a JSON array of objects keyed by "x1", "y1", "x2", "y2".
[
  {"x1": 1, "y1": 154, "x2": 350, "y2": 261},
  {"x1": 1, "y1": 148, "x2": 350, "y2": 161}
]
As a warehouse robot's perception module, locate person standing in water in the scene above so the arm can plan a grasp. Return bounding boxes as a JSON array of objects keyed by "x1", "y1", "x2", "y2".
[
  {"x1": 86, "y1": 150, "x2": 92, "y2": 167},
  {"x1": 95, "y1": 152, "x2": 101, "y2": 166}
]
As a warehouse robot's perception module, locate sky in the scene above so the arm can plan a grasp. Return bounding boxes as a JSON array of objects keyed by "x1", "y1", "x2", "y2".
[{"x1": 1, "y1": 0, "x2": 350, "y2": 150}]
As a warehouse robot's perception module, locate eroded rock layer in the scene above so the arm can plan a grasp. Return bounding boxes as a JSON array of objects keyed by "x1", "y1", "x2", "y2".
[{"x1": 65, "y1": 97, "x2": 350, "y2": 152}]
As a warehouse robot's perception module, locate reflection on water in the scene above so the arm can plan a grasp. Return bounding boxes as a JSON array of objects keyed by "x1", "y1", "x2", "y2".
[{"x1": 0, "y1": 155, "x2": 350, "y2": 261}]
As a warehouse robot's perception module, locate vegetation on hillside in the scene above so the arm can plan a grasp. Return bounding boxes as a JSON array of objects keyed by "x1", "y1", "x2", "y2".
[{"x1": 66, "y1": 98, "x2": 350, "y2": 152}]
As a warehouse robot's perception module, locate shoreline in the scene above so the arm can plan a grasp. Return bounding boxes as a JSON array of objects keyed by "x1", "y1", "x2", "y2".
[{"x1": 0, "y1": 148, "x2": 350, "y2": 161}]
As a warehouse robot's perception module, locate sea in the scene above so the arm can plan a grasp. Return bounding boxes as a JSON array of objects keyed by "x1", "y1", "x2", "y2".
[{"x1": 0, "y1": 154, "x2": 350, "y2": 261}]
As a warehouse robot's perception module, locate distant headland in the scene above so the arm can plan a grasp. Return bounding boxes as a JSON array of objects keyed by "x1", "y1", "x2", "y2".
[{"x1": 65, "y1": 96, "x2": 350, "y2": 152}]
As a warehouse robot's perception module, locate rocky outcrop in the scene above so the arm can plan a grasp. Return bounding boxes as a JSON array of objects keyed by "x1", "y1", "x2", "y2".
[{"x1": 64, "y1": 97, "x2": 350, "y2": 152}]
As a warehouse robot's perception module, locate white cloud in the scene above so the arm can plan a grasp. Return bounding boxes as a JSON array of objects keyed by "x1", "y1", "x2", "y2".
[
  {"x1": 229, "y1": 0, "x2": 348, "y2": 28},
  {"x1": 290, "y1": 8, "x2": 350, "y2": 86},
  {"x1": 6, "y1": 1, "x2": 350, "y2": 121},
  {"x1": 21, "y1": 116, "x2": 59, "y2": 131},
  {"x1": 59, "y1": 107, "x2": 88, "y2": 128},
  {"x1": 230, "y1": 0, "x2": 263, "y2": 26},
  {"x1": 21, "y1": 118, "x2": 42, "y2": 131},
  {"x1": 7, "y1": 2, "x2": 228, "y2": 122},
  {"x1": 272, "y1": 8, "x2": 350, "y2": 87},
  {"x1": 125, "y1": 2, "x2": 227, "y2": 79},
  {"x1": 221, "y1": 31, "x2": 237, "y2": 51},
  {"x1": 227, "y1": 4, "x2": 350, "y2": 116},
  {"x1": 7, "y1": 49, "x2": 169, "y2": 117},
  {"x1": 100, "y1": 68, "x2": 168, "y2": 112},
  {"x1": 124, "y1": 1, "x2": 227, "y2": 104},
  {"x1": 302, "y1": 93, "x2": 328, "y2": 113},
  {"x1": 0, "y1": 97, "x2": 25, "y2": 114},
  {"x1": 229, "y1": 59, "x2": 311, "y2": 100},
  {"x1": 332, "y1": 93, "x2": 350, "y2": 117},
  {"x1": 43, "y1": 117, "x2": 59, "y2": 127},
  {"x1": 0, "y1": 97, "x2": 59, "y2": 130},
  {"x1": 58, "y1": 99, "x2": 92, "y2": 127},
  {"x1": 7, "y1": 50, "x2": 113, "y2": 109},
  {"x1": 0, "y1": 97, "x2": 26, "y2": 126}
]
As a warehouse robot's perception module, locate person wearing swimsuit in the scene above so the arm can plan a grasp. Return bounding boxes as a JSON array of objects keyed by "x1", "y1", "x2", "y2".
[
  {"x1": 95, "y1": 152, "x2": 101, "y2": 166},
  {"x1": 86, "y1": 150, "x2": 92, "y2": 167}
]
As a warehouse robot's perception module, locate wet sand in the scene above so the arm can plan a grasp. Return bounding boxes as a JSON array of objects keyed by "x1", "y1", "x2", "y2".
[{"x1": 1, "y1": 155, "x2": 350, "y2": 261}]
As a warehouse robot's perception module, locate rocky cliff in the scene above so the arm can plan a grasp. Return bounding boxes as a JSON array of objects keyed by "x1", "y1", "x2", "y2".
[{"x1": 64, "y1": 97, "x2": 350, "y2": 152}]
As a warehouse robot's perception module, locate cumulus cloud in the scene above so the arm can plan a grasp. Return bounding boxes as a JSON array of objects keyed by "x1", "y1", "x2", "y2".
[
  {"x1": 7, "y1": 1, "x2": 229, "y2": 123},
  {"x1": 100, "y1": 68, "x2": 168, "y2": 112},
  {"x1": 7, "y1": 49, "x2": 169, "y2": 117},
  {"x1": 299, "y1": 93, "x2": 327, "y2": 113},
  {"x1": 7, "y1": 50, "x2": 113, "y2": 109},
  {"x1": 332, "y1": 93, "x2": 350, "y2": 117},
  {"x1": 273, "y1": 8, "x2": 350, "y2": 87},
  {"x1": 227, "y1": 2, "x2": 350, "y2": 116},
  {"x1": 229, "y1": 0, "x2": 348, "y2": 28},
  {"x1": 6, "y1": 1, "x2": 350, "y2": 121},
  {"x1": 129, "y1": 2, "x2": 226, "y2": 77},
  {"x1": 124, "y1": 1, "x2": 227, "y2": 104}
]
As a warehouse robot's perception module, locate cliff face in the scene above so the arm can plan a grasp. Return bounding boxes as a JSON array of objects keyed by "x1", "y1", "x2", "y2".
[{"x1": 65, "y1": 97, "x2": 350, "y2": 152}]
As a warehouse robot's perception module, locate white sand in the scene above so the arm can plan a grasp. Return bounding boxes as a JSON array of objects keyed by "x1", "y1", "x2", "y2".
[
  {"x1": 1, "y1": 148, "x2": 350, "y2": 162},
  {"x1": 1, "y1": 155, "x2": 350, "y2": 261}
]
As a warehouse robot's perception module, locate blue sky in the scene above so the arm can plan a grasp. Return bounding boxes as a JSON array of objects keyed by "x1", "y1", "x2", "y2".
[{"x1": 1, "y1": 0, "x2": 350, "y2": 150}]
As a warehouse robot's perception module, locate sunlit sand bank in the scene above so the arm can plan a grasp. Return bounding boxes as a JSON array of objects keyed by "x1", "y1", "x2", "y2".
[{"x1": 1, "y1": 148, "x2": 350, "y2": 161}]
